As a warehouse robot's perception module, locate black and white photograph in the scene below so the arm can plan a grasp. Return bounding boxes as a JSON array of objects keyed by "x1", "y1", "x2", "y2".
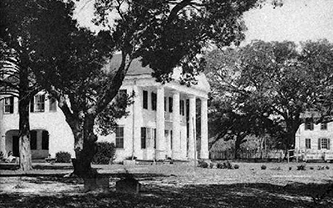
[{"x1": 0, "y1": 0, "x2": 333, "y2": 207}]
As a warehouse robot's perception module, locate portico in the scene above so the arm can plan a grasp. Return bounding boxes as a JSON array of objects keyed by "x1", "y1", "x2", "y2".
[{"x1": 120, "y1": 74, "x2": 210, "y2": 161}]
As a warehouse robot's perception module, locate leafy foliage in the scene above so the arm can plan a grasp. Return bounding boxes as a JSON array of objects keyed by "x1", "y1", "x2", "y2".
[
  {"x1": 92, "y1": 142, "x2": 116, "y2": 164},
  {"x1": 205, "y1": 40, "x2": 333, "y2": 152},
  {"x1": 55, "y1": 151, "x2": 72, "y2": 163}
]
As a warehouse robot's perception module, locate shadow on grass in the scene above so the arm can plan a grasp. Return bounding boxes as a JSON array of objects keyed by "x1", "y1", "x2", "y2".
[
  {"x1": 0, "y1": 163, "x2": 74, "y2": 171},
  {"x1": 0, "y1": 178, "x2": 332, "y2": 208}
]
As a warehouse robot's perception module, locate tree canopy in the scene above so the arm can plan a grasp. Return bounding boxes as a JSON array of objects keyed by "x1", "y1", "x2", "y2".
[{"x1": 206, "y1": 40, "x2": 333, "y2": 152}]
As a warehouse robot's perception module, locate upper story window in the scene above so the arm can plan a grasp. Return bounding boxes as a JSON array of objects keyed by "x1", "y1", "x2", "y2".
[
  {"x1": 180, "y1": 100, "x2": 185, "y2": 116},
  {"x1": 31, "y1": 94, "x2": 45, "y2": 112},
  {"x1": 169, "y1": 97, "x2": 173, "y2": 112},
  {"x1": 305, "y1": 138, "x2": 311, "y2": 149},
  {"x1": 49, "y1": 98, "x2": 57, "y2": 112},
  {"x1": 318, "y1": 138, "x2": 330, "y2": 150},
  {"x1": 304, "y1": 118, "x2": 314, "y2": 130},
  {"x1": 4, "y1": 96, "x2": 14, "y2": 114},
  {"x1": 143, "y1": 90, "x2": 148, "y2": 109},
  {"x1": 151, "y1": 92, "x2": 157, "y2": 111},
  {"x1": 320, "y1": 123, "x2": 327, "y2": 130}
]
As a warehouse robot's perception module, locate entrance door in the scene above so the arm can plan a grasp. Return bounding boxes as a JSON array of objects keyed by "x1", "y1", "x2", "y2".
[{"x1": 12, "y1": 136, "x2": 19, "y2": 157}]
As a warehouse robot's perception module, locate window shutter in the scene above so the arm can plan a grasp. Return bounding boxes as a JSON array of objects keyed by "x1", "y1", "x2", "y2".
[
  {"x1": 318, "y1": 138, "x2": 321, "y2": 150},
  {"x1": 328, "y1": 139, "x2": 331, "y2": 150},
  {"x1": 41, "y1": 94, "x2": 45, "y2": 112},
  {"x1": 9, "y1": 97, "x2": 14, "y2": 113},
  {"x1": 30, "y1": 96, "x2": 34, "y2": 112}
]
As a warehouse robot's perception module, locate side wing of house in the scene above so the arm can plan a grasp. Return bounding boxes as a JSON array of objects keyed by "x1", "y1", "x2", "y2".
[{"x1": 295, "y1": 120, "x2": 333, "y2": 161}]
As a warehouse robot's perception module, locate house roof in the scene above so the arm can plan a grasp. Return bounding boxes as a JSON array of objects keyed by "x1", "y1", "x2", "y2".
[
  {"x1": 106, "y1": 54, "x2": 210, "y2": 93},
  {"x1": 106, "y1": 54, "x2": 153, "y2": 76}
]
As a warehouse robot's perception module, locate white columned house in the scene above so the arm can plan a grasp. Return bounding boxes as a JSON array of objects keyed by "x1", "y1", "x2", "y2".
[{"x1": 0, "y1": 55, "x2": 211, "y2": 162}]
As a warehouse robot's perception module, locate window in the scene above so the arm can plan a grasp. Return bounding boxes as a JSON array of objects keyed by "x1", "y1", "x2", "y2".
[
  {"x1": 169, "y1": 97, "x2": 173, "y2": 112},
  {"x1": 141, "y1": 127, "x2": 146, "y2": 149},
  {"x1": 49, "y1": 98, "x2": 57, "y2": 112},
  {"x1": 4, "y1": 97, "x2": 14, "y2": 114},
  {"x1": 42, "y1": 131, "x2": 49, "y2": 150},
  {"x1": 143, "y1": 90, "x2": 148, "y2": 109},
  {"x1": 304, "y1": 118, "x2": 314, "y2": 130},
  {"x1": 115, "y1": 126, "x2": 124, "y2": 148},
  {"x1": 318, "y1": 138, "x2": 330, "y2": 150},
  {"x1": 180, "y1": 100, "x2": 185, "y2": 116},
  {"x1": 321, "y1": 123, "x2": 327, "y2": 130},
  {"x1": 31, "y1": 94, "x2": 45, "y2": 112},
  {"x1": 151, "y1": 92, "x2": 157, "y2": 111},
  {"x1": 30, "y1": 130, "x2": 37, "y2": 150},
  {"x1": 146, "y1": 128, "x2": 152, "y2": 147},
  {"x1": 305, "y1": 138, "x2": 311, "y2": 149}
]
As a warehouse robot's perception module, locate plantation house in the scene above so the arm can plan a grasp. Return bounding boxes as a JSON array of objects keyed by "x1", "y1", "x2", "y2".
[
  {"x1": 0, "y1": 56, "x2": 210, "y2": 162},
  {"x1": 295, "y1": 117, "x2": 333, "y2": 161}
]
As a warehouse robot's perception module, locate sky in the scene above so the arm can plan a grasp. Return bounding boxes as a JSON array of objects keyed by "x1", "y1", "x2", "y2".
[
  {"x1": 74, "y1": 0, "x2": 333, "y2": 45},
  {"x1": 243, "y1": 0, "x2": 333, "y2": 44}
]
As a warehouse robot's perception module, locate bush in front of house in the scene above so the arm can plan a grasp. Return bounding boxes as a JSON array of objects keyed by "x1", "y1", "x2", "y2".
[
  {"x1": 209, "y1": 163, "x2": 214, "y2": 169},
  {"x1": 55, "y1": 151, "x2": 71, "y2": 163},
  {"x1": 93, "y1": 142, "x2": 116, "y2": 164},
  {"x1": 261, "y1": 165, "x2": 267, "y2": 170},
  {"x1": 234, "y1": 164, "x2": 239, "y2": 169},
  {"x1": 223, "y1": 160, "x2": 233, "y2": 169},
  {"x1": 198, "y1": 160, "x2": 209, "y2": 168},
  {"x1": 297, "y1": 164, "x2": 306, "y2": 170},
  {"x1": 217, "y1": 163, "x2": 223, "y2": 169}
]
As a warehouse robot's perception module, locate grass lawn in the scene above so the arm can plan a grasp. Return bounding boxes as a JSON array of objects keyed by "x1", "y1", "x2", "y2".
[{"x1": 0, "y1": 162, "x2": 332, "y2": 207}]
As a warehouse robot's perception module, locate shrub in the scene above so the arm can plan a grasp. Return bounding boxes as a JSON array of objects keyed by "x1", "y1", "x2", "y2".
[
  {"x1": 326, "y1": 166, "x2": 330, "y2": 170},
  {"x1": 224, "y1": 161, "x2": 233, "y2": 169},
  {"x1": 261, "y1": 165, "x2": 267, "y2": 170},
  {"x1": 317, "y1": 166, "x2": 325, "y2": 170},
  {"x1": 289, "y1": 167, "x2": 292, "y2": 170},
  {"x1": 198, "y1": 161, "x2": 209, "y2": 168},
  {"x1": 297, "y1": 164, "x2": 306, "y2": 170},
  {"x1": 310, "y1": 166, "x2": 314, "y2": 170},
  {"x1": 209, "y1": 163, "x2": 214, "y2": 169},
  {"x1": 93, "y1": 142, "x2": 116, "y2": 164},
  {"x1": 55, "y1": 151, "x2": 71, "y2": 163},
  {"x1": 217, "y1": 163, "x2": 223, "y2": 169},
  {"x1": 234, "y1": 164, "x2": 239, "y2": 169}
]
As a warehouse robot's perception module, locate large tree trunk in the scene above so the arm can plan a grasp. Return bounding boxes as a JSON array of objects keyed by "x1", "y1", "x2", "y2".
[
  {"x1": 70, "y1": 114, "x2": 99, "y2": 191},
  {"x1": 18, "y1": 74, "x2": 32, "y2": 171},
  {"x1": 234, "y1": 135, "x2": 242, "y2": 160}
]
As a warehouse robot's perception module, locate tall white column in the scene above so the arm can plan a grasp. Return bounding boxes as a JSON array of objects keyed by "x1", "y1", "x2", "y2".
[
  {"x1": 172, "y1": 91, "x2": 181, "y2": 160},
  {"x1": 188, "y1": 96, "x2": 196, "y2": 160},
  {"x1": 0, "y1": 98, "x2": 6, "y2": 155},
  {"x1": 200, "y1": 98, "x2": 209, "y2": 159},
  {"x1": 132, "y1": 84, "x2": 141, "y2": 159},
  {"x1": 156, "y1": 86, "x2": 165, "y2": 160}
]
